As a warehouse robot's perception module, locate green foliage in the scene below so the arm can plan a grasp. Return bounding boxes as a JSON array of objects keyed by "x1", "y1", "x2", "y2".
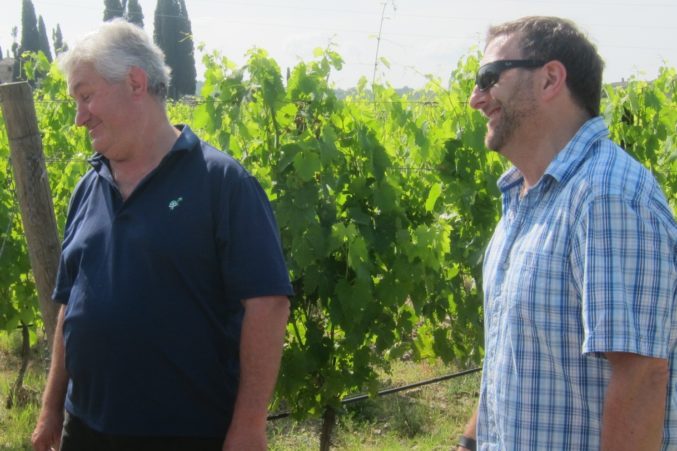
[
  {"x1": 267, "y1": 360, "x2": 481, "y2": 450},
  {"x1": 604, "y1": 67, "x2": 677, "y2": 212},
  {"x1": 0, "y1": 54, "x2": 52, "y2": 337},
  {"x1": 189, "y1": 48, "x2": 495, "y2": 418},
  {"x1": 0, "y1": 111, "x2": 37, "y2": 339},
  {"x1": 1, "y1": 48, "x2": 675, "y2": 426},
  {"x1": 0, "y1": 54, "x2": 89, "y2": 343}
]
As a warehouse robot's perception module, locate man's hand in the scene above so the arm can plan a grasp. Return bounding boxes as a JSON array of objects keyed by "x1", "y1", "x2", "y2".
[
  {"x1": 224, "y1": 295, "x2": 289, "y2": 451},
  {"x1": 222, "y1": 427, "x2": 266, "y2": 451},
  {"x1": 32, "y1": 306, "x2": 68, "y2": 451},
  {"x1": 31, "y1": 409, "x2": 64, "y2": 451}
]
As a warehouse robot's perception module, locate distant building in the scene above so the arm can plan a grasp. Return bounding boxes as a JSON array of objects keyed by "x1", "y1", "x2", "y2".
[{"x1": 0, "y1": 58, "x2": 14, "y2": 84}]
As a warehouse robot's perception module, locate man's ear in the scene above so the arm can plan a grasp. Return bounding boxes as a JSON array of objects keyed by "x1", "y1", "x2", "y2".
[
  {"x1": 127, "y1": 66, "x2": 149, "y2": 99},
  {"x1": 540, "y1": 60, "x2": 567, "y2": 101}
]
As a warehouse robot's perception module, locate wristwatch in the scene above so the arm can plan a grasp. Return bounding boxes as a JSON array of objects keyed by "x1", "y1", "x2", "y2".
[{"x1": 458, "y1": 435, "x2": 477, "y2": 451}]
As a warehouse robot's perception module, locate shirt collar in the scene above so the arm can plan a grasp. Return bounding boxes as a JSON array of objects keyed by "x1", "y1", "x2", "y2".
[
  {"x1": 88, "y1": 123, "x2": 200, "y2": 173},
  {"x1": 168, "y1": 124, "x2": 200, "y2": 154},
  {"x1": 497, "y1": 116, "x2": 609, "y2": 194},
  {"x1": 543, "y1": 116, "x2": 608, "y2": 184}
]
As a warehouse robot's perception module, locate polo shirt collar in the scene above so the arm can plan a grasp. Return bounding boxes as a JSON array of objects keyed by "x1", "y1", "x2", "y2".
[
  {"x1": 88, "y1": 123, "x2": 200, "y2": 177},
  {"x1": 169, "y1": 124, "x2": 201, "y2": 155}
]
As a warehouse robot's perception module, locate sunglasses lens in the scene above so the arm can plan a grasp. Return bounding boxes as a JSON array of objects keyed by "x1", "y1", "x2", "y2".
[
  {"x1": 475, "y1": 60, "x2": 546, "y2": 91},
  {"x1": 477, "y1": 65, "x2": 498, "y2": 91}
]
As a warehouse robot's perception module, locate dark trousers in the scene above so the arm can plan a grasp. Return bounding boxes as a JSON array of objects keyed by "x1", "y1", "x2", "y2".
[{"x1": 60, "y1": 413, "x2": 224, "y2": 451}]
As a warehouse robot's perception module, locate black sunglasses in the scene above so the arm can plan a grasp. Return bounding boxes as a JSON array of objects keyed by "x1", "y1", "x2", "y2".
[{"x1": 475, "y1": 60, "x2": 546, "y2": 91}]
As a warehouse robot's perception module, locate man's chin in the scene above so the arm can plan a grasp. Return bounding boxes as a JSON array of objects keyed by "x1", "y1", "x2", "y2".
[
  {"x1": 484, "y1": 135, "x2": 502, "y2": 153},
  {"x1": 91, "y1": 142, "x2": 108, "y2": 155}
]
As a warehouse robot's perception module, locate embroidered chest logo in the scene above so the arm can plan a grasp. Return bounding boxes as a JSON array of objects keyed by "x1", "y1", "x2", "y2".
[{"x1": 168, "y1": 197, "x2": 184, "y2": 211}]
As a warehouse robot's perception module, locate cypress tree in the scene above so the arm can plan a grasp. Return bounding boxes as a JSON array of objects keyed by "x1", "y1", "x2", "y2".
[
  {"x1": 38, "y1": 15, "x2": 53, "y2": 62},
  {"x1": 15, "y1": 0, "x2": 41, "y2": 80},
  {"x1": 154, "y1": 0, "x2": 197, "y2": 99},
  {"x1": 176, "y1": 0, "x2": 196, "y2": 96},
  {"x1": 126, "y1": 0, "x2": 144, "y2": 28},
  {"x1": 103, "y1": 0, "x2": 124, "y2": 21},
  {"x1": 52, "y1": 24, "x2": 67, "y2": 55},
  {"x1": 20, "y1": 0, "x2": 40, "y2": 55},
  {"x1": 154, "y1": 0, "x2": 181, "y2": 99},
  {"x1": 11, "y1": 42, "x2": 19, "y2": 81},
  {"x1": 11, "y1": 27, "x2": 18, "y2": 81}
]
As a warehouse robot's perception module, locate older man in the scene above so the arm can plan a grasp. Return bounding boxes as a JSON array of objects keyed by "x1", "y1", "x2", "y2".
[{"x1": 32, "y1": 19, "x2": 292, "y2": 451}]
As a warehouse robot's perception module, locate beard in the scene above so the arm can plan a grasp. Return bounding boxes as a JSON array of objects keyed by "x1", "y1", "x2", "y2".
[
  {"x1": 484, "y1": 77, "x2": 537, "y2": 152},
  {"x1": 485, "y1": 105, "x2": 527, "y2": 151}
]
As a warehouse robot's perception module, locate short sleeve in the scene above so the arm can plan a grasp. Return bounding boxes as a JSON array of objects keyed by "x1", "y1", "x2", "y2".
[
  {"x1": 216, "y1": 174, "x2": 293, "y2": 302},
  {"x1": 52, "y1": 176, "x2": 91, "y2": 304},
  {"x1": 579, "y1": 195, "x2": 676, "y2": 358}
]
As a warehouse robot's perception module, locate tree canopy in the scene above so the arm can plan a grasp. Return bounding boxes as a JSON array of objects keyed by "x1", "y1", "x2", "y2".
[
  {"x1": 126, "y1": 0, "x2": 144, "y2": 28},
  {"x1": 20, "y1": 0, "x2": 40, "y2": 55},
  {"x1": 103, "y1": 0, "x2": 124, "y2": 21},
  {"x1": 52, "y1": 24, "x2": 68, "y2": 56},
  {"x1": 38, "y1": 16, "x2": 52, "y2": 62},
  {"x1": 153, "y1": 0, "x2": 196, "y2": 99},
  {"x1": 15, "y1": 0, "x2": 41, "y2": 80}
]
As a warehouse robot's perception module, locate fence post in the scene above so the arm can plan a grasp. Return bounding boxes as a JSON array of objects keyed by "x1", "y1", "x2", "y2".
[{"x1": 0, "y1": 81, "x2": 61, "y2": 350}]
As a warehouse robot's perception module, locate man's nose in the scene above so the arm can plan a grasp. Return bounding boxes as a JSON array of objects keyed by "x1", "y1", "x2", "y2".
[
  {"x1": 74, "y1": 102, "x2": 88, "y2": 127},
  {"x1": 468, "y1": 84, "x2": 487, "y2": 111}
]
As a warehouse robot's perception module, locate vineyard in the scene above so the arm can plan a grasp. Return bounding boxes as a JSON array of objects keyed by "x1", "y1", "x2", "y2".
[{"x1": 1, "y1": 48, "x2": 676, "y2": 439}]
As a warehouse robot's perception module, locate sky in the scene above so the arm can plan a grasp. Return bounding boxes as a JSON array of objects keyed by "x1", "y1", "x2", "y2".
[{"x1": 1, "y1": 0, "x2": 676, "y2": 89}]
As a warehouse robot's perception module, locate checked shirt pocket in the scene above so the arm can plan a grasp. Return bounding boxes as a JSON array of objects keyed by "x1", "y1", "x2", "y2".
[{"x1": 505, "y1": 250, "x2": 580, "y2": 336}]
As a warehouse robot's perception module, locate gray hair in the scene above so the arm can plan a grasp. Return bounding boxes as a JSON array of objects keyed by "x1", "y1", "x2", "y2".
[{"x1": 58, "y1": 19, "x2": 171, "y2": 101}]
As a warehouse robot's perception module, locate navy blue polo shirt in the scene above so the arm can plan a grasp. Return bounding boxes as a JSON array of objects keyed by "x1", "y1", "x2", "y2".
[{"x1": 53, "y1": 125, "x2": 293, "y2": 437}]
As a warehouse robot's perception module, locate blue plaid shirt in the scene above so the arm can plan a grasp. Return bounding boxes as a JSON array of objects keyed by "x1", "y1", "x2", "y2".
[{"x1": 477, "y1": 117, "x2": 677, "y2": 450}]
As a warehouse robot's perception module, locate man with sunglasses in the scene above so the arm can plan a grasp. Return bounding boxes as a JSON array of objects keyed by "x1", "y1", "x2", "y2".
[{"x1": 456, "y1": 16, "x2": 677, "y2": 451}]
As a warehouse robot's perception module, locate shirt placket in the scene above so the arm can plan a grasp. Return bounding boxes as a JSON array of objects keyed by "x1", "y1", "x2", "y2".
[{"x1": 484, "y1": 186, "x2": 541, "y2": 445}]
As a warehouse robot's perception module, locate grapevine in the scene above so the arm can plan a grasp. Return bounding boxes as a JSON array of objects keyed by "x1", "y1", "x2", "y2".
[{"x1": 1, "y1": 49, "x2": 675, "y2": 425}]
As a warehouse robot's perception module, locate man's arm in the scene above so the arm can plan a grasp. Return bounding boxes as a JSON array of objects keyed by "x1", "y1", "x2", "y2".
[
  {"x1": 32, "y1": 305, "x2": 68, "y2": 451},
  {"x1": 223, "y1": 295, "x2": 290, "y2": 451},
  {"x1": 601, "y1": 352, "x2": 668, "y2": 451}
]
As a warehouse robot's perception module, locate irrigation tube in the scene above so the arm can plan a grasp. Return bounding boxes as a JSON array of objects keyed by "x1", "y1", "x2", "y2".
[{"x1": 267, "y1": 366, "x2": 483, "y2": 421}]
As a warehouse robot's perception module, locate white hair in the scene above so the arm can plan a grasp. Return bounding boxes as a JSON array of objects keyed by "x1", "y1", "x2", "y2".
[{"x1": 58, "y1": 19, "x2": 171, "y2": 101}]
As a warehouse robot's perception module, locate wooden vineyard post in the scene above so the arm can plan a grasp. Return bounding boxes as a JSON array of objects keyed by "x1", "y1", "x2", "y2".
[{"x1": 0, "y1": 81, "x2": 61, "y2": 350}]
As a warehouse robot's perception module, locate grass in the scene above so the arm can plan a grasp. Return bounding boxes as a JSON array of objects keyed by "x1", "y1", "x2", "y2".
[
  {"x1": 268, "y1": 359, "x2": 480, "y2": 450},
  {"x1": 0, "y1": 330, "x2": 480, "y2": 450},
  {"x1": 0, "y1": 331, "x2": 46, "y2": 451}
]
